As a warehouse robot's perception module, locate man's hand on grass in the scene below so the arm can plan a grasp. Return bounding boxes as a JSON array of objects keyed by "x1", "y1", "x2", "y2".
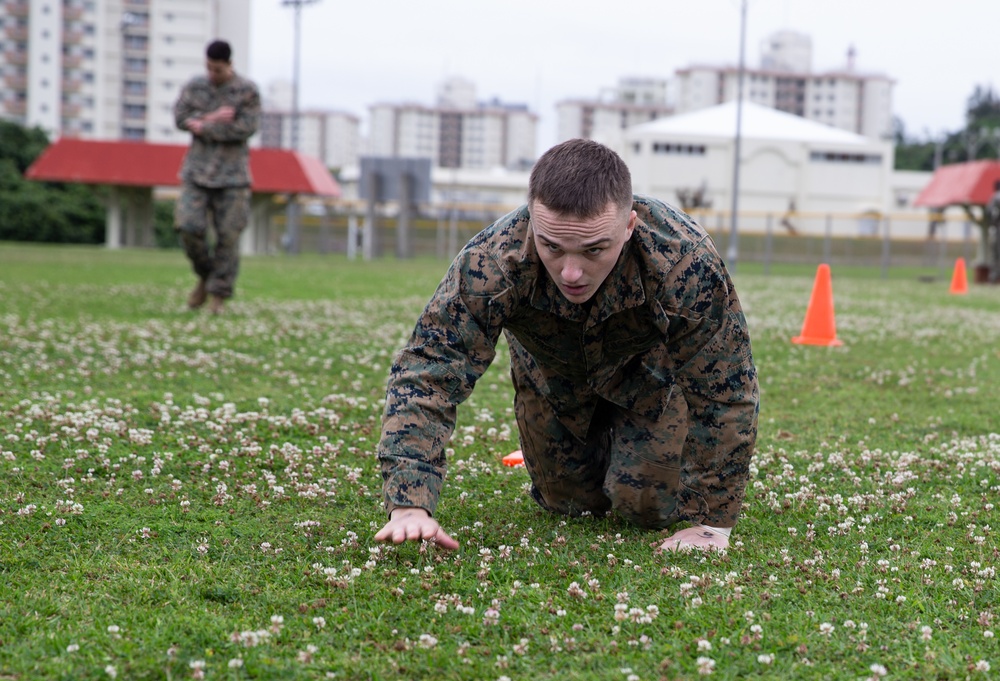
[
  {"x1": 659, "y1": 525, "x2": 729, "y2": 552},
  {"x1": 374, "y1": 507, "x2": 459, "y2": 550}
]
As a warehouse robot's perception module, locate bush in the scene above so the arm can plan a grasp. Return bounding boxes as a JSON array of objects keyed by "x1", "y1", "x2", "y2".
[{"x1": 0, "y1": 120, "x2": 105, "y2": 244}]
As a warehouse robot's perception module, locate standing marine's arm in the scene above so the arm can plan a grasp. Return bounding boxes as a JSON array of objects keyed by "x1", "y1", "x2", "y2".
[
  {"x1": 377, "y1": 248, "x2": 507, "y2": 517},
  {"x1": 197, "y1": 82, "x2": 261, "y2": 143},
  {"x1": 663, "y1": 243, "x2": 759, "y2": 528},
  {"x1": 173, "y1": 82, "x2": 204, "y2": 131}
]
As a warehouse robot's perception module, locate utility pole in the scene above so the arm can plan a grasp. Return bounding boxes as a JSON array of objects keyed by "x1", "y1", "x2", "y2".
[
  {"x1": 727, "y1": 0, "x2": 747, "y2": 271},
  {"x1": 281, "y1": 0, "x2": 320, "y2": 254}
]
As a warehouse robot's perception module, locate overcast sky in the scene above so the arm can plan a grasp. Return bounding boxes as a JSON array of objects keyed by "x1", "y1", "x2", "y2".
[{"x1": 246, "y1": 0, "x2": 998, "y2": 152}]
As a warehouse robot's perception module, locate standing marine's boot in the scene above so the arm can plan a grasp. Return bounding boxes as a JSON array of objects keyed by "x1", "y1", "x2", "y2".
[
  {"x1": 208, "y1": 294, "x2": 225, "y2": 315},
  {"x1": 187, "y1": 279, "x2": 208, "y2": 309}
]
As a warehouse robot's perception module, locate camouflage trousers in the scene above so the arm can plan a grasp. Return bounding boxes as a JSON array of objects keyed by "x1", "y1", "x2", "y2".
[
  {"x1": 512, "y1": 370, "x2": 709, "y2": 531},
  {"x1": 174, "y1": 183, "x2": 251, "y2": 299}
]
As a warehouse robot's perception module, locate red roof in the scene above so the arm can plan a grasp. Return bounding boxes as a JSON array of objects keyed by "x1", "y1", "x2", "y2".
[
  {"x1": 25, "y1": 138, "x2": 341, "y2": 197},
  {"x1": 913, "y1": 160, "x2": 1000, "y2": 207}
]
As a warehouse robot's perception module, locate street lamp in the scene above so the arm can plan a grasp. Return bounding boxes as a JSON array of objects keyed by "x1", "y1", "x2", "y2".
[
  {"x1": 727, "y1": 0, "x2": 747, "y2": 271},
  {"x1": 281, "y1": 0, "x2": 320, "y2": 254}
]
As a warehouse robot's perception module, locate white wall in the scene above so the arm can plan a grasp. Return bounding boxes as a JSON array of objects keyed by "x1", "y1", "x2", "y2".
[{"x1": 624, "y1": 128, "x2": 895, "y2": 232}]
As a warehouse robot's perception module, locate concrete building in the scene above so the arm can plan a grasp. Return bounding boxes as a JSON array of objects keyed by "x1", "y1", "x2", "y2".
[
  {"x1": 619, "y1": 100, "x2": 902, "y2": 234},
  {"x1": 260, "y1": 108, "x2": 361, "y2": 170},
  {"x1": 557, "y1": 77, "x2": 674, "y2": 143},
  {"x1": 675, "y1": 31, "x2": 894, "y2": 140},
  {"x1": 0, "y1": 0, "x2": 249, "y2": 143},
  {"x1": 367, "y1": 77, "x2": 538, "y2": 171}
]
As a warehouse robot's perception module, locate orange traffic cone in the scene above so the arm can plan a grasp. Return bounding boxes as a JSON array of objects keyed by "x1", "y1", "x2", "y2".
[
  {"x1": 792, "y1": 264, "x2": 843, "y2": 346},
  {"x1": 949, "y1": 257, "x2": 969, "y2": 295}
]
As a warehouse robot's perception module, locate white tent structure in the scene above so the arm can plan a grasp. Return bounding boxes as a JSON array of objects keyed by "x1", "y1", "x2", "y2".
[{"x1": 617, "y1": 101, "x2": 895, "y2": 230}]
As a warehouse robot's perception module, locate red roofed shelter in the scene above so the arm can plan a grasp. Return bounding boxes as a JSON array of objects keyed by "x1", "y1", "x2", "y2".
[
  {"x1": 914, "y1": 160, "x2": 1000, "y2": 283},
  {"x1": 25, "y1": 138, "x2": 341, "y2": 254}
]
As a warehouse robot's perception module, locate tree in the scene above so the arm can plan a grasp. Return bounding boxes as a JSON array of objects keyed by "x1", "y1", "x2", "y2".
[{"x1": 0, "y1": 120, "x2": 105, "y2": 244}]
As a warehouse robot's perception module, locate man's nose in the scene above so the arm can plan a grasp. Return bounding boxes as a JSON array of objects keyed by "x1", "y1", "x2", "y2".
[{"x1": 561, "y1": 260, "x2": 583, "y2": 283}]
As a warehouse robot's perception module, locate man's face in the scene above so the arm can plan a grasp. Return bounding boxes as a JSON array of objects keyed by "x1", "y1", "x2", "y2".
[
  {"x1": 530, "y1": 200, "x2": 636, "y2": 304},
  {"x1": 206, "y1": 59, "x2": 233, "y2": 85}
]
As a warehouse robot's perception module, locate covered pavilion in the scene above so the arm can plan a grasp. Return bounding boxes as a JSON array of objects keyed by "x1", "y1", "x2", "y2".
[
  {"x1": 25, "y1": 138, "x2": 341, "y2": 254},
  {"x1": 914, "y1": 160, "x2": 1000, "y2": 282}
]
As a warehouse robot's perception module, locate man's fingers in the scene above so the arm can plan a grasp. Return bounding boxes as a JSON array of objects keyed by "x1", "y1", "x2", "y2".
[
  {"x1": 433, "y1": 528, "x2": 460, "y2": 551},
  {"x1": 374, "y1": 514, "x2": 458, "y2": 549}
]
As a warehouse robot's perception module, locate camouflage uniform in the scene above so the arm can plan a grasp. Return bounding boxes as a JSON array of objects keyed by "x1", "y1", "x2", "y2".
[
  {"x1": 173, "y1": 73, "x2": 260, "y2": 299},
  {"x1": 378, "y1": 196, "x2": 759, "y2": 530}
]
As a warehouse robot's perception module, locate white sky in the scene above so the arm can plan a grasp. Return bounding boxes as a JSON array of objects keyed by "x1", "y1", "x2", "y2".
[{"x1": 246, "y1": 0, "x2": 999, "y2": 153}]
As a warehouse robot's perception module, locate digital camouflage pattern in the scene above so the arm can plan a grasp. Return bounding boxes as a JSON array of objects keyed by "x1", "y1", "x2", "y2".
[
  {"x1": 175, "y1": 184, "x2": 251, "y2": 299},
  {"x1": 378, "y1": 195, "x2": 759, "y2": 528},
  {"x1": 174, "y1": 73, "x2": 259, "y2": 188},
  {"x1": 174, "y1": 72, "x2": 259, "y2": 299}
]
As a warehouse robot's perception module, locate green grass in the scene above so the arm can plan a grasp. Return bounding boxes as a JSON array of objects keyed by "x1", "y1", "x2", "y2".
[{"x1": 1, "y1": 242, "x2": 998, "y2": 680}]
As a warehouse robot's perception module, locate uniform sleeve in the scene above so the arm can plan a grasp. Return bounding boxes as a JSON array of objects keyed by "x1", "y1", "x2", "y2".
[
  {"x1": 173, "y1": 82, "x2": 199, "y2": 131},
  {"x1": 377, "y1": 247, "x2": 507, "y2": 516},
  {"x1": 198, "y1": 83, "x2": 260, "y2": 143},
  {"x1": 662, "y1": 243, "x2": 759, "y2": 527}
]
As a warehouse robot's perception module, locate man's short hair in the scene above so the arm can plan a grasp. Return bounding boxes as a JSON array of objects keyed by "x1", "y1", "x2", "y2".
[
  {"x1": 528, "y1": 139, "x2": 632, "y2": 218},
  {"x1": 206, "y1": 40, "x2": 232, "y2": 63}
]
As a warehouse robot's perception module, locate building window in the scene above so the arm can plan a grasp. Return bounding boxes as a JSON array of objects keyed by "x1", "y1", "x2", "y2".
[
  {"x1": 633, "y1": 142, "x2": 641, "y2": 154},
  {"x1": 810, "y1": 151, "x2": 881, "y2": 164},
  {"x1": 653, "y1": 142, "x2": 706, "y2": 156}
]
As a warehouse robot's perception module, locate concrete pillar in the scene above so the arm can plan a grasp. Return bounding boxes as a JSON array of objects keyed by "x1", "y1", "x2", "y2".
[
  {"x1": 396, "y1": 173, "x2": 412, "y2": 259},
  {"x1": 106, "y1": 186, "x2": 122, "y2": 249}
]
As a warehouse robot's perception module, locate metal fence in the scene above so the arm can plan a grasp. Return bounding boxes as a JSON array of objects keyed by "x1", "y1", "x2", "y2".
[{"x1": 261, "y1": 203, "x2": 982, "y2": 277}]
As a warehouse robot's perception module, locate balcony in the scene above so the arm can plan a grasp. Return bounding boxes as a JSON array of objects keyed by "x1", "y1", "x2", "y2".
[
  {"x1": 4, "y1": 50, "x2": 28, "y2": 65},
  {"x1": 63, "y1": 6, "x2": 84, "y2": 20},
  {"x1": 62, "y1": 55, "x2": 84, "y2": 68},
  {"x1": 7, "y1": 2, "x2": 29, "y2": 18},
  {"x1": 61, "y1": 103, "x2": 82, "y2": 117},
  {"x1": 4, "y1": 74, "x2": 27, "y2": 90},
  {"x1": 5, "y1": 26, "x2": 29, "y2": 41},
  {"x1": 4, "y1": 100, "x2": 27, "y2": 116},
  {"x1": 63, "y1": 29, "x2": 85, "y2": 44}
]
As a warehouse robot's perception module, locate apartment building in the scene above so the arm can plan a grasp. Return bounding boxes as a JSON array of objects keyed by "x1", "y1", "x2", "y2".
[
  {"x1": 675, "y1": 30, "x2": 894, "y2": 140},
  {"x1": 259, "y1": 108, "x2": 361, "y2": 170},
  {"x1": 0, "y1": 0, "x2": 249, "y2": 142},
  {"x1": 556, "y1": 77, "x2": 674, "y2": 143},
  {"x1": 367, "y1": 77, "x2": 538, "y2": 171}
]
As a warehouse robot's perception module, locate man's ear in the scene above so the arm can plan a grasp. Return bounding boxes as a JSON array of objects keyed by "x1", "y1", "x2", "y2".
[{"x1": 625, "y1": 210, "x2": 637, "y2": 240}]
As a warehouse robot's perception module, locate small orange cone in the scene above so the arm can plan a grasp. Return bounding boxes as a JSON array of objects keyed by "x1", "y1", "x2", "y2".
[
  {"x1": 949, "y1": 257, "x2": 969, "y2": 295},
  {"x1": 502, "y1": 450, "x2": 524, "y2": 467},
  {"x1": 792, "y1": 264, "x2": 843, "y2": 346}
]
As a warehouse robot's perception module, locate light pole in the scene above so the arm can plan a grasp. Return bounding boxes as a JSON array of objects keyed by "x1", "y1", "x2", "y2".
[
  {"x1": 727, "y1": 0, "x2": 747, "y2": 270},
  {"x1": 281, "y1": 0, "x2": 320, "y2": 254}
]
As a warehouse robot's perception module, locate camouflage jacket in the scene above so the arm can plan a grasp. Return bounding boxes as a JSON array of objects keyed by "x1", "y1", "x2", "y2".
[
  {"x1": 378, "y1": 195, "x2": 759, "y2": 523},
  {"x1": 174, "y1": 73, "x2": 260, "y2": 187}
]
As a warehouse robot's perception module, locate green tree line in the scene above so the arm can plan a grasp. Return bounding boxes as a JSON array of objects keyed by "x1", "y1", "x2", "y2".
[
  {"x1": 894, "y1": 84, "x2": 1000, "y2": 170},
  {"x1": 0, "y1": 120, "x2": 106, "y2": 243}
]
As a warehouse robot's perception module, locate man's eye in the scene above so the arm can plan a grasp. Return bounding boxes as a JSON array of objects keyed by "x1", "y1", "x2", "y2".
[
  {"x1": 545, "y1": 243, "x2": 561, "y2": 252},
  {"x1": 587, "y1": 248, "x2": 604, "y2": 256}
]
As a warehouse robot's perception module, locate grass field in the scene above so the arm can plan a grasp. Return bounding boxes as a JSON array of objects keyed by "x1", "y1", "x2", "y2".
[{"x1": 1, "y1": 242, "x2": 998, "y2": 680}]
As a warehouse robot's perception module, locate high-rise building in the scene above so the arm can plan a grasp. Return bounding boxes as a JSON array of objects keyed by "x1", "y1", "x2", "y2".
[
  {"x1": 556, "y1": 77, "x2": 674, "y2": 143},
  {"x1": 674, "y1": 31, "x2": 894, "y2": 140},
  {"x1": 367, "y1": 77, "x2": 538, "y2": 171},
  {"x1": 0, "y1": 0, "x2": 250, "y2": 143},
  {"x1": 259, "y1": 108, "x2": 361, "y2": 170}
]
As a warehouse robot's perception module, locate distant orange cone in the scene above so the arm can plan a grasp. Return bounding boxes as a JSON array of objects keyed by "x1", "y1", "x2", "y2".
[
  {"x1": 791, "y1": 264, "x2": 843, "y2": 346},
  {"x1": 949, "y1": 257, "x2": 968, "y2": 295}
]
